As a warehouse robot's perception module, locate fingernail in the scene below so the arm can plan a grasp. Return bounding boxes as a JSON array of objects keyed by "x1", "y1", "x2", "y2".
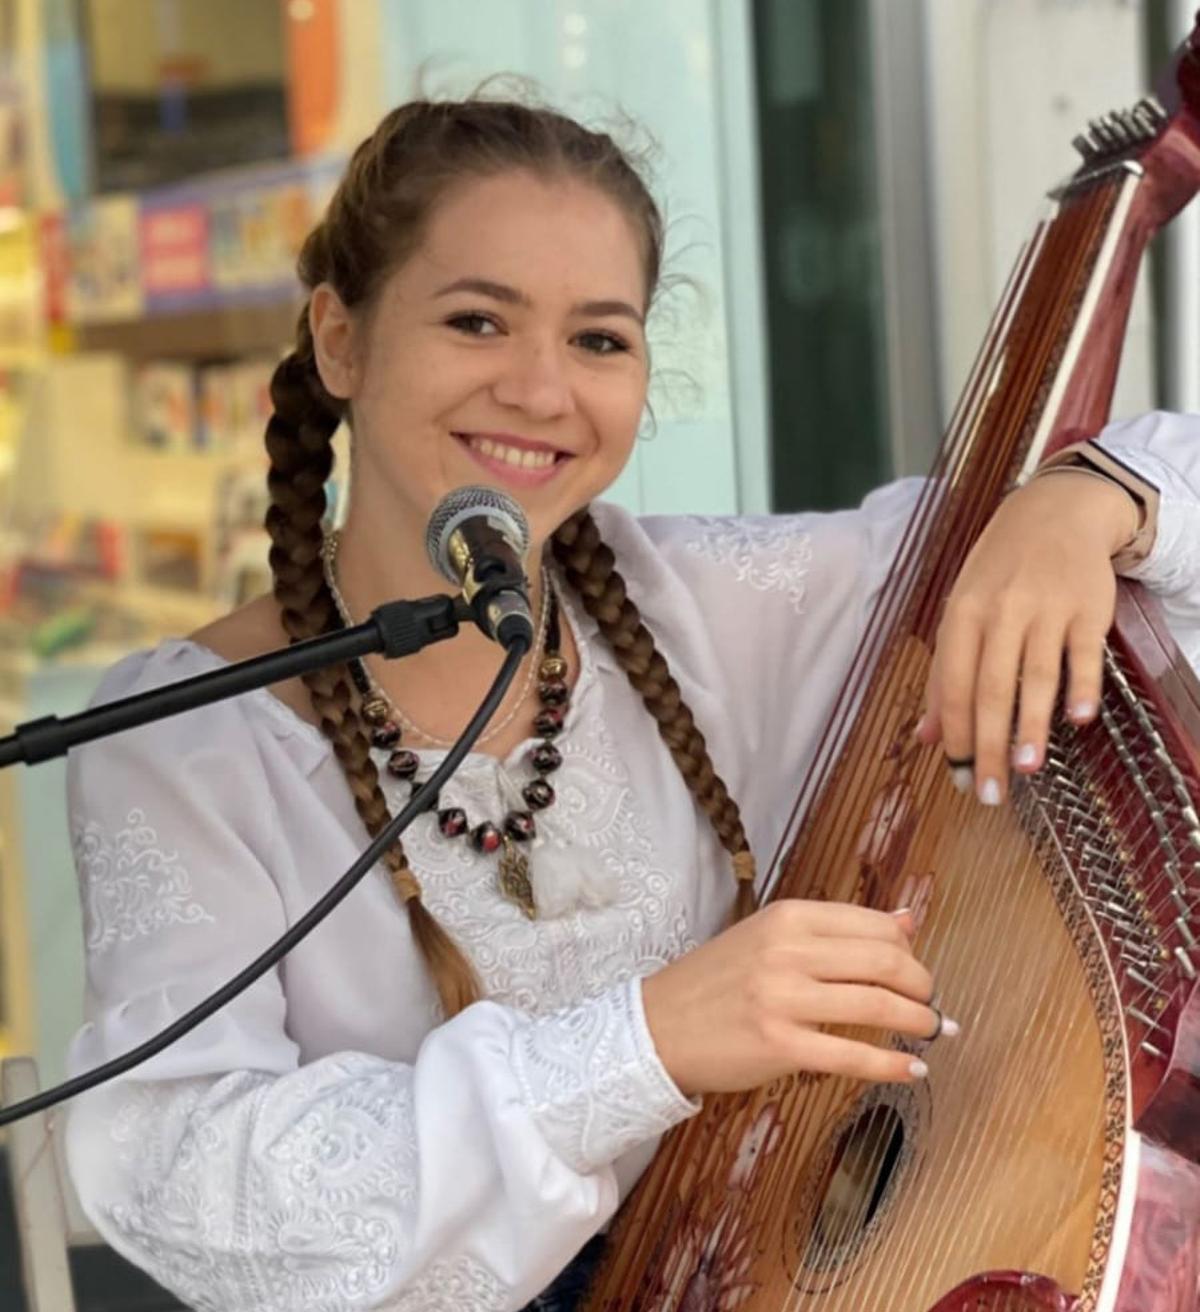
[
  {"x1": 909, "y1": 1059, "x2": 929, "y2": 1079},
  {"x1": 951, "y1": 766, "x2": 973, "y2": 794},
  {"x1": 941, "y1": 1016, "x2": 961, "y2": 1038},
  {"x1": 1012, "y1": 742, "x2": 1038, "y2": 769},
  {"x1": 1069, "y1": 700, "x2": 1097, "y2": 722},
  {"x1": 891, "y1": 906, "x2": 912, "y2": 917},
  {"x1": 978, "y1": 777, "x2": 1002, "y2": 806},
  {"x1": 913, "y1": 714, "x2": 927, "y2": 739}
]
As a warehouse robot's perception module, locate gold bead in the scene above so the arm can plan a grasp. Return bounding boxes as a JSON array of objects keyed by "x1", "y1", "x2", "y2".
[
  {"x1": 362, "y1": 696, "x2": 390, "y2": 726},
  {"x1": 540, "y1": 655, "x2": 568, "y2": 680}
]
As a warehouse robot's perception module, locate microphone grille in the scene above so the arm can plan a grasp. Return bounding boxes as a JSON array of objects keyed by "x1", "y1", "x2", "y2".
[{"x1": 425, "y1": 485, "x2": 532, "y2": 583}]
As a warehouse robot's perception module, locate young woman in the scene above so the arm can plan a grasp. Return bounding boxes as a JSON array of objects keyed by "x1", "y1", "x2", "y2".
[{"x1": 63, "y1": 99, "x2": 1200, "y2": 1311}]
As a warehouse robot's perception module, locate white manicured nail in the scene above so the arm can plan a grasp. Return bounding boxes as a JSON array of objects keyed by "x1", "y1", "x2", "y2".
[
  {"x1": 978, "y1": 777, "x2": 1002, "y2": 806},
  {"x1": 1012, "y1": 742, "x2": 1038, "y2": 769},
  {"x1": 1069, "y1": 700, "x2": 1097, "y2": 722},
  {"x1": 951, "y1": 767, "x2": 973, "y2": 794},
  {"x1": 909, "y1": 1059, "x2": 929, "y2": 1079},
  {"x1": 941, "y1": 1016, "x2": 961, "y2": 1038}
]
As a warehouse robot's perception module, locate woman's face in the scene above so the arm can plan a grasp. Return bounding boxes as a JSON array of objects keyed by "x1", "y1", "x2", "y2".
[{"x1": 313, "y1": 169, "x2": 651, "y2": 552}]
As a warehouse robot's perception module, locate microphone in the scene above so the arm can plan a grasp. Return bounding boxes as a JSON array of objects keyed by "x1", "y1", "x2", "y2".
[{"x1": 425, "y1": 487, "x2": 534, "y2": 650}]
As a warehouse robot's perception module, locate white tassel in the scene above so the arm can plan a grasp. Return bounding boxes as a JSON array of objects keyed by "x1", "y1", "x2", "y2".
[
  {"x1": 530, "y1": 835, "x2": 613, "y2": 919},
  {"x1": 496, "y1": 763, "x2": 612, "y2": 918}
]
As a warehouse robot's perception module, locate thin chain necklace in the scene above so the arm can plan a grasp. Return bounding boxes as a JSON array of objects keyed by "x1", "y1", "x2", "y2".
[{"x1": 320, "y1": 529, "x2": 551, "y2": 749}]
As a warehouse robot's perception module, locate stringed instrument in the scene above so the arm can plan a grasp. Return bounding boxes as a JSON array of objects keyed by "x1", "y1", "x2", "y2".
[{"x1": 582, "y1": 16, "x2": 1200, "y2": 1312}]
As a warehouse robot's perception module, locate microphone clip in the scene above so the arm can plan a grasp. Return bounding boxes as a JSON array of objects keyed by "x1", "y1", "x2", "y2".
[{"x1": 450, "y1": 540, "x2": 534, "y2": 652}]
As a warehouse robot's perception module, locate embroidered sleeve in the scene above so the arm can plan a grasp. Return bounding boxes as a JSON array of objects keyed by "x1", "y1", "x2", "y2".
[
  {"x1": 68, "y1": 990, "x2": 688, "y2": 1312},
  {"x1": 510, "y1": 977, "x2": 699, "y2": 1174}
]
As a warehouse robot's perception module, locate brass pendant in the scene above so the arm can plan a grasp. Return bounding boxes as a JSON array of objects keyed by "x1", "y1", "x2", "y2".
[{"x1": 497, "y1": 836, "x2": 537, "y2": 919}]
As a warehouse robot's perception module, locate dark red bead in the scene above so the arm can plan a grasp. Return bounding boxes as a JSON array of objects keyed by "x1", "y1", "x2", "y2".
[
  {"x1": 534, "y1": 706, "x2": 565, "y2": 738},
  {"x1": 505, "y1": 810, "x2": 536, "y2": 842},
  {"x1": 471, "y1": 821, "x2": 503, "y2": 854},
  {"x1": 538, "y1": 680, "x2": 569, "y2": 707},
  {"x1": 522, "y1": 778, "x2": 555, "y2": 810},
  {"x1": 531, "y1": 742, "x2": 563, "y2": 773},
  {"x1": 370, "y1": 721, "x2": 402, "y2": 750},
  {"x1": 386, "y1": 749, "x2": 420, "y2": 780},
  {"x1": 438, "y1": 807, "x2": 468, "y2": 838}
]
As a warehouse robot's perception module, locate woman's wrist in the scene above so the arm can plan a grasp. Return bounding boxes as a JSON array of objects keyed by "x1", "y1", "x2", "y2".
[
  {"x1": 1026, "y1": 439, "x2": 1160, "y2": 569},
  {"x1": 1026, "y1": 466, "x2": 1142, "y2": 557}
]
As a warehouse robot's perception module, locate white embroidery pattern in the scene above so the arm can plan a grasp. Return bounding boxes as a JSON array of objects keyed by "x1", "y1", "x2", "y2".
[
  {"x1": 511, "y1": 979, "x2": 696, "y2": 1176},
  {"x1": 379, "y1": 587, "x2": 696, "y2": 1020},
  {"x1": 682, "y1": 516, "x2": 813, "y2": 615},
  {"x1": 73, "y1": 807, "x2": 214, "y2": 955},
  {"x1": 102, "y1": 1058, "x2": 419, "y2": 1311}
]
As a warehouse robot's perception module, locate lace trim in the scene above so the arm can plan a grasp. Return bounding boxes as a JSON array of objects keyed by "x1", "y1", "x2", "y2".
[
  {"x1": 73, "y1": 807, "x2": 214, "y2": 955},
  {"x1": 510, "y1": 978, "x2": 698, "y2": 1175},
  {"x1": 681, "y1": 515, "x2": 813, "y2": 615},
  {"x1": 388, "y1": 1256, "x2": 508, "y2": 1311}
]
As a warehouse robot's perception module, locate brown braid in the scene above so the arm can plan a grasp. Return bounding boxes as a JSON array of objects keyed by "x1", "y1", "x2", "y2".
[
  {"x1": 551, "y1": 510, "x2": 757, "y2": 923},
  {"x1": 263, "y1": 96, "x2": 756, "y2": 1019},
  {"x1": 265, "y1": 317, "x2": 481, "y2": 1016}
]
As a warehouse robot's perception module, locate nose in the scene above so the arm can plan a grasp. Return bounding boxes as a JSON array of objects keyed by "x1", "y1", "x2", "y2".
[{"x1": 490, "y1": 337, "x2": 576, "y2": 421}]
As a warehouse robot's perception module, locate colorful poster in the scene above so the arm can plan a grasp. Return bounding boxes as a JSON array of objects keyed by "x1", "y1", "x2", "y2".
[
  {"x1": 139, "y1": 201, "x2": 211, "y2": 310},
  {"x1": 65, "y1": 195, "x2": 142, "y2": 323}
]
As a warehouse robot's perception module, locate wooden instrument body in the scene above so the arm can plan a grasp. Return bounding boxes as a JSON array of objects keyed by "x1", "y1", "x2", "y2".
[{"x1": 580, "y1": 21, "x2": 1200, "y2": 1312}]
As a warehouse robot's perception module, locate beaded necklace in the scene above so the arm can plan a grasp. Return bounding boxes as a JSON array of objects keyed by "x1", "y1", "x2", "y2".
[{"x1": 321, "y1": 532, "x2": 574, "y2": 919}]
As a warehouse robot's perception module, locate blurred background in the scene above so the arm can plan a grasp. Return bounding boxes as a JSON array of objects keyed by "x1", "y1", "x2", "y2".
[{"x1": 0, "y1": 0, "x2": 1194, "y2": 1304}]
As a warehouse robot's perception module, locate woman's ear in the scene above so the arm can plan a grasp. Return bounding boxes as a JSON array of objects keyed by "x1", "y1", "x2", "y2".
[{"x1": 310, "y1": 283, "x2": 357, "y2": 400}]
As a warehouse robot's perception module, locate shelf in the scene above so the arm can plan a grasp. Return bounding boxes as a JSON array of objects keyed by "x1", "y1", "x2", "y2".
[{"x1": 78, "y1": 299, "x2": 299, "y2": 361}]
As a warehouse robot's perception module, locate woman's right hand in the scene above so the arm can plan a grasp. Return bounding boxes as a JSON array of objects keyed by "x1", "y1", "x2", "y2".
[{"x1": 640, "y1": 900, "x2": 942, "y2": 1098}]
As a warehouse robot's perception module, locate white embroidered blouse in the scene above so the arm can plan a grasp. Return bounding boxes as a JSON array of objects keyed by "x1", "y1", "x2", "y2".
[{"x1": 63, "y1": 412, "x2": 1200, "y2": 1311}]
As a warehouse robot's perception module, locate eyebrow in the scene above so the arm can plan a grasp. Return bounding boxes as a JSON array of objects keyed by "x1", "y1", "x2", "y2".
[{"x1": 434, "y1": 276, "x2": 644, "y2": 326}]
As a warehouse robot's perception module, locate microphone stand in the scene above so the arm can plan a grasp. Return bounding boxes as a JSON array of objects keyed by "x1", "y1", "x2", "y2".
[
  {"x1": 0, "y1": 590, "x2": 530, "y2": 1126},
  {"x1": 0, "y1": 593, "x2": 469, "y2": 768}
]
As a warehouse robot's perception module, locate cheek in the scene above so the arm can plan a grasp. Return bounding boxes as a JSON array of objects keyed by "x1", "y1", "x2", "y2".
[
  {"x1": 359, "y1": 341, "x2": 477, "y2": 430},
  {"x1": 594, "y1": 379, "x2": 647, "y2": 457}
]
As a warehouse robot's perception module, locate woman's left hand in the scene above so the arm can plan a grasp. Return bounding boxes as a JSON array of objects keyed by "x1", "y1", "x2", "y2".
[{"x1": 918, "y1": 470, "x2": 1141, "y2": 805}]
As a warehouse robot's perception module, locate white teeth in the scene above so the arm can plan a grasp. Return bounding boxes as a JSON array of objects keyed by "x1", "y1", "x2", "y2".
[{"x1": 465, "y1": 435, "x2": 557, "y2": 470}]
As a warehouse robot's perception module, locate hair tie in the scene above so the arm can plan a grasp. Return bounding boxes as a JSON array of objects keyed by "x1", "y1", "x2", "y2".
[{"x1": 385, "y1": 851, "x2": 423, "y2": 903}]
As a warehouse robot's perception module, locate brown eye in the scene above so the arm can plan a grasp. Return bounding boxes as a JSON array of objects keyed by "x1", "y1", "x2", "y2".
[
  {"x1": 577, "y1": 331, "x2": 629, "y2": 355},
  {"x1": 447, "y1": 313, "x2": 500, "y2": 335}
]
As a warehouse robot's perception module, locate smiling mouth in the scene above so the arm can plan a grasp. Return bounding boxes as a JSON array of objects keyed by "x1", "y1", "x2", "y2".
[{"x1": 454, "y1": 432, "x2": 572, "y2": 477}]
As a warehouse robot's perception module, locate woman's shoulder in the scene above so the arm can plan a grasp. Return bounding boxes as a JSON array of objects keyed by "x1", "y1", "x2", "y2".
[
  {"x1": 188, "y1": 595, "x2": 322, "y2": 731},
  {"x1": 87, "y1": 594, "x2": 325, "y2": 754},
  {"x1": 585, "y1": 479, "x2": 925, "y2": 623}
]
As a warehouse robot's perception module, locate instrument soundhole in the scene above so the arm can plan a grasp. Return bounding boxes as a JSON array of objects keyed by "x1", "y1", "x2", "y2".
[{"x1": 803, "y1": 1103, "x2": 905, "y2": 1271}]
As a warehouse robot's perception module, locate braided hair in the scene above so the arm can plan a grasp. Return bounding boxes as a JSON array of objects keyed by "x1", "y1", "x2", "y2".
[{"x1": 265, "y1": 98, "x2": 756, "y2": 1017}]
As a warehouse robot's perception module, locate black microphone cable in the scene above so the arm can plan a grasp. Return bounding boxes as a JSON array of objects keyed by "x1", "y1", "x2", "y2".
[{"x1": 0, "y1": 634, "x2": 529, "y2": 1127}]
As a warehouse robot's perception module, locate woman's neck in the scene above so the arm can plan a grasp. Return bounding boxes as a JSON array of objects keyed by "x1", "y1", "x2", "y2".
[{"x1": 331, "y1": 513, "x2": 557, "y2": 752}]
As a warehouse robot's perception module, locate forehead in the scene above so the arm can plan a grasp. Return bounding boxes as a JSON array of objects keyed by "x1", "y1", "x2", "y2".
[{"x1": 403, "y1": 170, "x2": 648, "y2": 306}]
